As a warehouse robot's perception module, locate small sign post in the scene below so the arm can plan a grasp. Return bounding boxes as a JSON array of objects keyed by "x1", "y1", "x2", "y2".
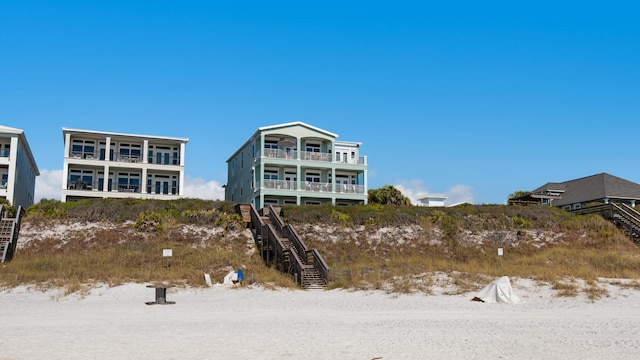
[
  {"x1": 497, "y1": 248, "x2": 504, "y2": 275},
  {"x1": 163, "y1": 249, "x2": 172, "y2": 270}
]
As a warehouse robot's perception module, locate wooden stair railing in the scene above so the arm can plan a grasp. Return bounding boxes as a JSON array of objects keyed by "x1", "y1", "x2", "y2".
[
  {"x1": 241, "y1": 204, "x2": 329, "y2": 289},
  {"x1": 1, "y1": 206, "x2": 24, "y2": 263},
  {"x1": 571, "y1": 202, "x2": 640, "y2": 243}
]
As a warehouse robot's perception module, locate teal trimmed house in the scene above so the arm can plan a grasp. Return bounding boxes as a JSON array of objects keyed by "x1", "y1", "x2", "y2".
[{"x1": 225, "y1": 122, "x2": 368, "y2": 208}]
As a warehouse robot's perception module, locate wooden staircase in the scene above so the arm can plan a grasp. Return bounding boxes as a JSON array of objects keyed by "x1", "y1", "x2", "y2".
[
  {"x1": 241, "y1": 204, "x2": 329, "y2": 289},
  {"x1": 571, "y1": 202, "x2": 640, "y2": 243},
  {"x1": 0, "y1": 205, "x2": 24, "y2": 263}
]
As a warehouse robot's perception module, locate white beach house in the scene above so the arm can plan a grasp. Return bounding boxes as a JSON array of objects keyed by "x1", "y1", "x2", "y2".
[
  {"x1": 0, "y1": 125, "x2": 39, "y2": 208},
  {"x1": 225, "y1": 121, "x2": 368, "y2": 208},
  {"x1": 61, "y1": 128, "x2": 188, "y2": 202}
]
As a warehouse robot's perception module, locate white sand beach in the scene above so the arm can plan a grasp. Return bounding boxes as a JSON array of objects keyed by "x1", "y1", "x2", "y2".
[{"x1": 1, "y1": 278, "x2": 640, "y2": 360}]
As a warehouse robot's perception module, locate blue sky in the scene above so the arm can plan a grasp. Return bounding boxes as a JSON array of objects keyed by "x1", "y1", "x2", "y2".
[{"x1": 1, "y1": 1, "x2": 639, "y2": 204}]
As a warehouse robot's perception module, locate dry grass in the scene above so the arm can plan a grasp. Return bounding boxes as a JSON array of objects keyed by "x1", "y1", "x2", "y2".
[{"x1": 2, "y1": 200, "x2": 640, "y2": 298}]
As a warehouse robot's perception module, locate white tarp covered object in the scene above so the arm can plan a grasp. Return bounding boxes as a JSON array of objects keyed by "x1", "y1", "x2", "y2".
[
  {"x1": 474, "y1": 276, "x2": 522, "y2": 304},
  {"x1": 223, "y1": 271, "x2": 239, "y2": 285}
]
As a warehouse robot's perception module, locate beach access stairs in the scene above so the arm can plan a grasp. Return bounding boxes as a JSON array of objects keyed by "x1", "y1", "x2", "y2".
[
  {"x1": 239, "y1": 204, "x2": 329, "y2": 290},
  {"x1": 571, "y1": 202, "x2": 640, "y2": 243},
  {"x1": 0, "y1": 205, "x2": 25, "y2": 263}
]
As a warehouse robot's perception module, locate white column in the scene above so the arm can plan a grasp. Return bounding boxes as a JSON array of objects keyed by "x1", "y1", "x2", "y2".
[
  {"x1": 180, "y1": 142, "x2": 186, "y2": 166},
  {"x1": 7, "y1": 137, "x2": 19, "y2": 204},
  {"x1": 142, "y1": 167, "x2": 148, "y2": 194},
  {"x1": 63, "y1": 133, "x2": 71, "y2": 158},
  {"x1": 143, "y1": 140, "x2": 149, "y2": 164},
  {"x1": 363, "y1": 169, "x2": 368, "y2": 204},
  {"x1": 105, "y1": 137, "x2": 112, "y2": 161},
  {"x1": 103, "y1": 164, "x2": 110, "y2": 192}
]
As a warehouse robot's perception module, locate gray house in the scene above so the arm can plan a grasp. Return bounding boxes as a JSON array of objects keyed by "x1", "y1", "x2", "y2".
[{"x1": 510, "y1": 173, "x2": 640, "y2": 210}]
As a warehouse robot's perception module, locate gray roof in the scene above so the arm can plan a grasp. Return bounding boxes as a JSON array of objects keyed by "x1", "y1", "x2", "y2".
[{"x1": 544, "y1": 173, "x2": 640, "y2": 206}]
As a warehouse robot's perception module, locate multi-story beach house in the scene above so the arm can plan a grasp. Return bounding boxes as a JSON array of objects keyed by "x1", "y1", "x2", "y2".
[
  {"x1": 0, "y1": 126, "x2": 39, "y2": 208},
  {"x1": 225, "y1": 121, "x2": 368, "y2": 208},
  {"x1": 61, "y1": 128, "x2": 188, "y2": 202}
]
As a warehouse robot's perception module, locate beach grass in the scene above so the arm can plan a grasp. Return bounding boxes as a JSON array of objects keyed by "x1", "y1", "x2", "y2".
[{"x1": 2, "y1": 199, "x2": 640, "y2": 297}]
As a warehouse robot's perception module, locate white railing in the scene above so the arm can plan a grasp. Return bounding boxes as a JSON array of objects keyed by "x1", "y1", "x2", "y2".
[
  {"x1": 264, "y1": 149, "x2": 297, "y2": 160},
  {"x1": 261, "y1": 180, "x2": 365, "y2": 194},
  {"x1": 263, "y1": 179, "x2": 299, "y2": 191},
  {"x1": 263, "y1": 148, "x2": 366, "y2": 165},
  {"x1": 335, "y1": 184, "x2": 365, "y2": 194},
  {"x1": 70, "y1": 151, "x2": 97, "y2": 160}
]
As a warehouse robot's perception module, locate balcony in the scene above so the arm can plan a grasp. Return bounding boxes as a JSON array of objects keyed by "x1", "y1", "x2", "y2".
[
  {"x1": 117, "y1": 155, "x2": 142, "y2": 163},
  {"x1": 117, "y1": 184, "x2": 140, "y2": 193},
  {"x1": 263, "y1": 179, "x2": 298, "y2": 191},
  {"x1": 262, "y1": 180, "x2": 365, "y2": 194},
  {"x1": 70, "y1": 151, "x2": 97, "y2": 160},
  {"x1": 67, "y1": 180, "x2": 94, "y2": 191},
  {"x1": 263, "y1": 149, "x2": 366, "y2": 165}
]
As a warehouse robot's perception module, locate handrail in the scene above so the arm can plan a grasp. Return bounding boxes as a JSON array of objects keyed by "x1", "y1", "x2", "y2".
[
  {"x1": 571, "y1": 202, "x2": 640, "y2": 242},
  {"x1": 245, "y1": 203, "x2": 330, "y2": 288},
  {"x1": 619, "y1": 203, "x2": 640, "y2": 219},
  {"x1": 1, "y1": 206, "x2": 23, "y2": 263},
  {"x1": 267, "y1": 205, "x2": 285, "y2": 232},
  {"x1": 308, "y1": 249, "x2": 330, "y2": 285},
  {"x1": 265, "y1": 223, "x2": 290, "y2": 270},
  {"x1": 249, "y1": 204, "x2": 265, "y2": 237},
  {"x1": 283, "y1": 224, "x2": 308, "y2": 261},
  {"x1": 288, "y1": 248, "x2": 305, "y2": 286},
  {"x1": 611, "y1": 203, "x2": 640, "y2": 235}
]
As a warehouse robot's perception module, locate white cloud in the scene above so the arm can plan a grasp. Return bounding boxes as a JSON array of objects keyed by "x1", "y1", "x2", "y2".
[
  {"x1": 444, "y1": 184, "x2": 474, "y2": 206},
  {"x1": 395, "y1": 180, "x2": 432, "y2": 205},
  {"x1": 35, "y1": 169, "x2": 63, "y2": 202},
  {"x1": 395, "y1": 180, "x2": 474, "y2": 206},
  {"x1": 183, "y1": 176, "x2": 226, "y2": 200}
]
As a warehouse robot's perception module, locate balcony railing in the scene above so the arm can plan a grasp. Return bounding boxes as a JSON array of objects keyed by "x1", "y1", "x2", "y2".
[
  {"x1": 69, "y1": 152, "x2": 184, "y2": 165},
  {"x1": 117, "y1": 155, "x2": 142, "y2": 163},
  {"x1": 261, "y1": 180, "x2": 365, "y2": 194},
  {"x1": 263, "y1": 149, "x2": 367, "y2": 165},
  {"x1": 70, "y1": 151, "x2": 97, "y2": 160},
  {"x1": 117, "y1": 184, "x2": 140, "y2": 193},
  {"x1": 263, "y1": 179, "x2": 299, "y2": 191},
  {"x1": 264, "y1": 149, "x2": 297, "y2": 160},
  {"x1": 67, "y1": 180, "x2": 96, "y2": 191}
]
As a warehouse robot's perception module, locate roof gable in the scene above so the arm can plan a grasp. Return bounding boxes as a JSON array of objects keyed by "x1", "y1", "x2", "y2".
[{"x1": 258, "y1": 121, "x2": 338, "y2": 138}]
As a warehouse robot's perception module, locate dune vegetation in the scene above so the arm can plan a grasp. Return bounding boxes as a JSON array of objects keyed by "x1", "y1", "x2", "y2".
[{"x1": 2, "y1": 198, "x2": 640, "y2": 298}]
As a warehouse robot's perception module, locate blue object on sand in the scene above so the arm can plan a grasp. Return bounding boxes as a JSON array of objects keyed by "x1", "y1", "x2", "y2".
[{"x1": 237, "y1": 269, "x2": 244, "y2": 281}]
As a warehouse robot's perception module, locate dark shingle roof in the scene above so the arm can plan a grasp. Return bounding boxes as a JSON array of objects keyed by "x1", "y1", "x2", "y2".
[{"x1": 551, "y1": 173, "x2": 640, "y2": 206}]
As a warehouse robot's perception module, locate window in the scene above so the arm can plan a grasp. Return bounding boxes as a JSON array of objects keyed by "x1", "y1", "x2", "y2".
[
  {"x1": 147, "y1": 174, "x2": 178, "y2": 195},
  {"x1": 306, "y1": 143, "x2": 320, "y2": 153},
  {"x1": 305, "y1": 171, "x2": 320, "y2": 183},
  {"x1": 117, "y1": 172, "x2": 140, "y2": 192},
  {"x1": 0, "y1": 143, "x2": 10, "y2": 157},
  {"x1": 264, "y1": 170, "x2": 278, "y2": 180},
  {"x1": 119, "y1": 143, "x2": 142, "y2": 162},
  {"x1": 69, "y1": 170, "x2": 94, "y2": 189},
  {"x1": 264, "y1": 140, "x2": 278, "y2": 150},
  {"x1": 71, "y1": 139, "x2": 96, "y2": 159}
]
